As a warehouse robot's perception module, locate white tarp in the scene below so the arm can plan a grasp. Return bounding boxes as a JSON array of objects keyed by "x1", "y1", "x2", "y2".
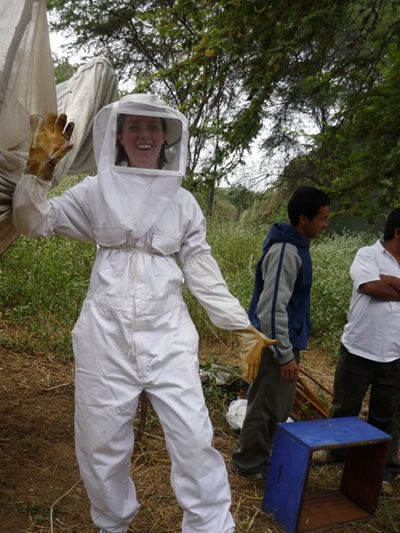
[
  {"x1": 0, "y1": 0, "x2": 119, "y2": 255},
  {"x1": 0, "y1": 0, "x2": 56, "y2": 152},
  {"x1": 55, "y1": 57, "x2": 119, "y2": 178}
]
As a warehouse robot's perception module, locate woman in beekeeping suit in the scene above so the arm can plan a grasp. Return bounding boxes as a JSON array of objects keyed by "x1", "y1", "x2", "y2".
[{"x1": 13, "y1": 94, "x2": 275, "y2": 533}]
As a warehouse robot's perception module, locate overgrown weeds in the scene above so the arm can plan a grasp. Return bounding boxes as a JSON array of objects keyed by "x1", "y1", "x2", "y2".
[
  {"x1": 310, "y1": 231, "x2": 376, "y2": 352},
  {"x1": 0, "y1": 190, "x2": 380, "y2": 360}
]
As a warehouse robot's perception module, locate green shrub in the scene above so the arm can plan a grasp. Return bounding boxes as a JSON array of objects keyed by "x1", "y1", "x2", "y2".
[
  {"x1": 0, "y1": 235, "x2": 95, "y2": 355},
  {"x1": 0, "y1": 175, "x2": 94, "y2": 355},
  {"x1": 183, "y1": 219, "x2": 266, "y2": 342},
  {"x1": 0, "y1": 174, "x2": 379, "y2": 359}
]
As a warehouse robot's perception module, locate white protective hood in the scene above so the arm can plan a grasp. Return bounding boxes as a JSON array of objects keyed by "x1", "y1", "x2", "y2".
[{"x1": 93, "y1": 94, "x2": 189, "y2": 238}]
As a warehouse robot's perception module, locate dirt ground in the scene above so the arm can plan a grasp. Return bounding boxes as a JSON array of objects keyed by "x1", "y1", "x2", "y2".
[{"x1": 0, "y1": 341, "x2": 398, "y2": 533}]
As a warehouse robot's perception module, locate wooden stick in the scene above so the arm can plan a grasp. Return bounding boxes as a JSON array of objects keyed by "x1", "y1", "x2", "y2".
[
  {"x1": 300, "y1": 367, "x2": 333, "y2": 397},
  {"x1": 294, "y1": 377, "x2": 329, "y2": 418}
]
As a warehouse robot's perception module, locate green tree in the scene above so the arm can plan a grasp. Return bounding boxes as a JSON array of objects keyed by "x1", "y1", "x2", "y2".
[
  {"x1": 182, "y1": 0, "x2": 400, "y2": 217},
  {"x1": 47, "y1": 0, "x2": 246, "y2": 196},
  {"x1": 227, "y1": 185, "x2": 257, "y2": 217},
  {"x1": 53, "y1": 55, "x2": 78, "y2": 84},
  {"x1": 47, "y1": 0, "x2": 400, "y2": 217},
  {"x1": 314, "y1": 43, "x2": 400, "y2": 217}
]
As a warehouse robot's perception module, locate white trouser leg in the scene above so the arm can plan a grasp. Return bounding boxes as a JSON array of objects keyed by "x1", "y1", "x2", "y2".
[
  {"x1": 74, "y1": 370, "x2": 141, "y2": 533},
  {"x1": 147, "y1": 354, "x2": 235, "y2": 533},
  {"x1": 72, "y1": 302, "x2": 235, "y2": 533}
]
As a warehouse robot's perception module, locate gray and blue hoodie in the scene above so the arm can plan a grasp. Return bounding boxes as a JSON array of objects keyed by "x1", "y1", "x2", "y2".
[{"x1": 248, "y1": 221, "x2": 312, "y2": 365}]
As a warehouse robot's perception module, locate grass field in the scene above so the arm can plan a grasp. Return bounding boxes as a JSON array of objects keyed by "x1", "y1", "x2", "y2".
[{"x1": 2, "y1": 177, "x2": 396, "y2": 532}]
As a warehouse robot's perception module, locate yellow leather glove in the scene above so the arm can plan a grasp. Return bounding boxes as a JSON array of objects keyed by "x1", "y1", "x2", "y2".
[
  {"x1": 26, "y1": 112, "x2": 75, "y2": 181},
  {"x1": 233, "y1": 325, "x2": 276, "y2": 382}
]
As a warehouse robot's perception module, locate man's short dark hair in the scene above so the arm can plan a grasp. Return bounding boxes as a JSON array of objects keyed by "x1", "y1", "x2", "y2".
[
  {"x1": 383, "y1": 208, "x2": 400, "y2": 241},
  {"x1": 287, "y1": 186, "x2": 330, "y2": 226}
]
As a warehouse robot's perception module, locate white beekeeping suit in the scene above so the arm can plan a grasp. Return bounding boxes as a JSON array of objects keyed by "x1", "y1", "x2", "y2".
[{"x1": 13, "y1": 94, "x2": 255, "y2": 533}]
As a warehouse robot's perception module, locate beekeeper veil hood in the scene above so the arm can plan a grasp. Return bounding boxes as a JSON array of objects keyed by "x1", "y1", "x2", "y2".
[{"x1": 92, "y1": 94, "x2": 188, "y2": 238}]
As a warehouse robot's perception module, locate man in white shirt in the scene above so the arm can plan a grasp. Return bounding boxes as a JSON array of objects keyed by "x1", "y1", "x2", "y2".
[{"x1": 325, "y1": 208, "x2": 400, "y2": 495}]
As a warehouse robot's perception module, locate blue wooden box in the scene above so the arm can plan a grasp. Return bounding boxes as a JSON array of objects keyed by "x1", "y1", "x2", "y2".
[{"x1": 263, "y1": 417, "x2": 390, "y2": 533}]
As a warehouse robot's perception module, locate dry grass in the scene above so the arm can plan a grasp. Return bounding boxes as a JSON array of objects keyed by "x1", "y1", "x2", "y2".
[{"x1": 0, "y1": 340, "x2": 399, "y2": 532}]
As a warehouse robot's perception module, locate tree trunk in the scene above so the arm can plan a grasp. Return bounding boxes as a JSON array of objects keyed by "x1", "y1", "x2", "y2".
[{"x1": 207, "y1": 181, "x2": 215, "y2": 217}]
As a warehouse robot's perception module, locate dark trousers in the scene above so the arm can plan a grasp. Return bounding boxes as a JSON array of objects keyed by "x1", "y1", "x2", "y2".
[
  {"x1": 232, "y1": 348, "x2": 300, "y2": 476},
  {"x1": 330, "y1": 344, "x2": 400, "y2": 481}
]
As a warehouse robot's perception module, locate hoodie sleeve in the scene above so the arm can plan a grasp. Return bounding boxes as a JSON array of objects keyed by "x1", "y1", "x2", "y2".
[{"x1": 257, "y1": 242, "x2": 301, "y2": 364}]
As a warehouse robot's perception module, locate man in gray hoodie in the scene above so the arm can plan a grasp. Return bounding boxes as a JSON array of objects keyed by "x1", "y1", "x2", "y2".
[{"x1": 232, "y1": 186, "x2": 330, "y2": 479}]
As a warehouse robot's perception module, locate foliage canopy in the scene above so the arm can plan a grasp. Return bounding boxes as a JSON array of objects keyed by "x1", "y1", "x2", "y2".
[{"x1": 47, "y1": 0, "x2": 400, "y2": 218}]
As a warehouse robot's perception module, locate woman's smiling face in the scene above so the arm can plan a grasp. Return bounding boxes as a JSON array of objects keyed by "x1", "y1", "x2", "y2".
[{"x1": 117, "y1": 115, "x2": 166, "y2": 169}]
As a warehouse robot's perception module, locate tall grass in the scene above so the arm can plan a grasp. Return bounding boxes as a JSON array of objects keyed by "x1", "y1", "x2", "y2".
[
  {"x1": 183, "y1": 220, "x2": 264, "y2": 343},
  {"x1": 0, "y1": 235, "x2": 95, "y2": 354},
  {"x1": 0, "y1": 176, "x2": 95, "y2": 355},
  {"x1": 310, "y1": 231, "x2": 376, "y2": 353},
  {"x1": 191, "y1": 225, "x2": 378, "y2": 357},
  {"x1": 0, "y1": 181, "x2": 379, "y2": 358}
]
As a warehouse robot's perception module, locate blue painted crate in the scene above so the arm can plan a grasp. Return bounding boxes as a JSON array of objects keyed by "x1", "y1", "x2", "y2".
[{"x1": 263, "y1": 417, "x2": 390, "y2": 533}]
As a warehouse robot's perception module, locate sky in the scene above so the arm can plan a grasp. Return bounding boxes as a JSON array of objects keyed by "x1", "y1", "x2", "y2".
[{"x1": 49, "y1": 30, "x2": 86, "y2": 66}]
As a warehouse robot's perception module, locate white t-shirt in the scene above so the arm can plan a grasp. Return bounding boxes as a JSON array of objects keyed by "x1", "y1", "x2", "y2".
[{"x1": 342, "y1": 240, "x2": 400, "y2": 362}]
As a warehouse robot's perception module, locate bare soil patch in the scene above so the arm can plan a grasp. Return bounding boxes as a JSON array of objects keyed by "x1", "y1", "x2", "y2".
[{"x1": 0, "y1": 342, "x2": 398, "y2": 532}]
